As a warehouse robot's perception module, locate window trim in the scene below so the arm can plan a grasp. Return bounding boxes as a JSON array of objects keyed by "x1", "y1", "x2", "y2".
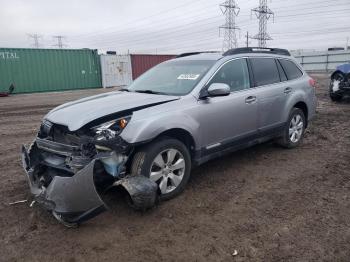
[
  {"x1": 202, "y1": 57, "x2": 253, "y2": 95},
  {"x1": 249, "y1": 57, "x2": 282, "y2": 87},
  {"x1": 247, "y1": 56, "x2": 305, "y2": 89},
  {"x1": 275, "y1": 58, "x2": 288, "y2": 82},
  {"x1": 199, "y1": 56, "x2": 305, "y2": 97},
  {"x1": 278, "y1": 58, "x2": 304, "y2": 81}
]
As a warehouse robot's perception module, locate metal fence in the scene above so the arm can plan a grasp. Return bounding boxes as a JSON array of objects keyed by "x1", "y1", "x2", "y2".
[{"x1": 292, "y1": 50, "x2": 350, "y2": 72}]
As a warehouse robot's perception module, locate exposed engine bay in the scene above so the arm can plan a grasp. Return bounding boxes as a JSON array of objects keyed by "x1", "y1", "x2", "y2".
[{"x1": 21, "y1": 118, "x2": 158, "y2": 227}]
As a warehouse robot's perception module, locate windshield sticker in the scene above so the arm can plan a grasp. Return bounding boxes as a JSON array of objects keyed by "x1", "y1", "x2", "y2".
[{"x1": 177, "y1": 74, "x2": 200, "y2": 80}]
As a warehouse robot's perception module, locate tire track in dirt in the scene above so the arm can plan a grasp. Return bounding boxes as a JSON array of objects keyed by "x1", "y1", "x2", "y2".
[
  {"x1": 0, "y1": 108, "x2": 52, "y2": 118},
  {"x1": 0, "y1": 118, "x2": 42, "y2": 126},
  {"x1": 0, "y1": 104, "x2": 57, "y2": 111}
]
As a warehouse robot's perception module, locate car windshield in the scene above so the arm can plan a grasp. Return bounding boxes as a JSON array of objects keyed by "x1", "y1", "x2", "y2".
[{"x1": 127, "y1": 59, "x2": 215, "y2": 95}]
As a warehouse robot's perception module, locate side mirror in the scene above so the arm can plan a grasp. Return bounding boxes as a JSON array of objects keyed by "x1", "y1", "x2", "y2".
[{"x1": 207, "y1": 83, "x2": 230, "y2": 97}]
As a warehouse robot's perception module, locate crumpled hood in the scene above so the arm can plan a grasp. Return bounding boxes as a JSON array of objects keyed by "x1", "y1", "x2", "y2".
[{"x1": 45, "y1": 91, "x2": 179, "y2": 131}]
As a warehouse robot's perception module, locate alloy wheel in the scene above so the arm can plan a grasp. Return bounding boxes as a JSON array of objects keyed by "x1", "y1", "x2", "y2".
[
  {"x1": 289, "y1": 114, "x2": 304, "y2": 143},
  {"x1": 149, "y1": 148, "x2": 186, "y2": 194}
]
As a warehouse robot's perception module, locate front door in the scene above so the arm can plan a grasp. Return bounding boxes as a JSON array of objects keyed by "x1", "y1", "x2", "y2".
[{"x1": 194, "y1": 58, "x2": 258, "y2": 153}]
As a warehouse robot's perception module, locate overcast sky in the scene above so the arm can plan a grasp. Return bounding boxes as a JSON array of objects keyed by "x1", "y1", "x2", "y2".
[{"x1": 0, "y1": 0, "x2": 349, "y2": 54}]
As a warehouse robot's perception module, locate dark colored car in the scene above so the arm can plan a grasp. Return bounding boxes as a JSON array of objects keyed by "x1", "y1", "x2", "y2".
[{"x1": 329, "y1": 63, "x2": 350, "y2": 101}]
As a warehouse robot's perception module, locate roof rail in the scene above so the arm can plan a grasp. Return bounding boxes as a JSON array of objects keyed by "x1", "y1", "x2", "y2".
[
  {"x1": 176, "y1": 51, "x2": 220, "y2": 58},
  {"x1": 223, "y1": 47, "x2": 291, "y2": 56}
]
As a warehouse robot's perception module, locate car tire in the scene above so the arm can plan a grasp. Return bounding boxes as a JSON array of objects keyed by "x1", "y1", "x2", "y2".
[
  {"x1": 131, "y1": 137, "x2": 191, "y2": 200},
  {"x1": 277, "y1": 108, "x2": 306, "y2": 149},
  {"x1": 330, "y1": 92, "x2": 342, "y2": 102}
]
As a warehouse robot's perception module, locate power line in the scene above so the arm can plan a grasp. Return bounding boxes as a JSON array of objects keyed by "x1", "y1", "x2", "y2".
[
  {"x1": 62, "y1": 0, "x2": 349, "y2": 52},
  {"x1": 69, "y1": 2, "x2": 349, "y2": 45},
  {"x1": 71, "y1": 0, "x2": 345, "y2": 40},
  {"x1": 97, "y1": 26, "x2": 350, "y2": 54},
  {"x1": 71, "y1": 4, "x2": 350, "y2": 49},
  {"x1": 75, "y1": 11, "x2": 349, "y2": 50},
  {"x1": 72, "y1": 0, "x2": 216, "y2": 39}
]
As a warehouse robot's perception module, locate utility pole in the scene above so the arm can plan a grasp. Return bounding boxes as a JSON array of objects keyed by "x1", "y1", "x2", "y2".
[
  {"x1": 28, "y1": 33, "x2": 42, "y2": 48},
  {"x1": 219, "y1": 0, "x2": 240, "y2": 52},
  {"x1": 251, "y1": 0, "x2": 274, "y2": 48},
  {"x1": 52, "y1": 35, "x2": 66, "y2": 48},
  {"x1": 245, "y1": 31, "x2": 249, "y2": 47}
]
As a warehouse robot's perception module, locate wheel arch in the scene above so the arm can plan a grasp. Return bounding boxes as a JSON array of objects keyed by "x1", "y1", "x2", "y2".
[
  {"x1": 293, "y1": 101, "x2": 308, "y2": 127},
  {"x1": 133, "y1": 128, "x2": 196, "y2": 160},
  {"x1": 331, "y1": 70, "x2": 345, "y2": 80}
]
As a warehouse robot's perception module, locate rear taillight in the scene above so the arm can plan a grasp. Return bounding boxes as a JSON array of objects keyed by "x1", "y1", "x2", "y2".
[{"x1": 309, "y1": 78, "x2": 316, "y2": 88}]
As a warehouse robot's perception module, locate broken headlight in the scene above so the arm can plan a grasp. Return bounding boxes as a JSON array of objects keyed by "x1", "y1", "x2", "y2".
[{"x1": 92, "y1": 116, "x2": 131, "y2": 141}]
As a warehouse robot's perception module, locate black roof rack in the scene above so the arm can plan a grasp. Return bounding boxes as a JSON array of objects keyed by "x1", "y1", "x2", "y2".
[
  {"x1": 176, "y1": 51, "x2": 220, "y2": 58},
  {"x1": 223, "y1": 47, "x2": 291, "y2": 56}
]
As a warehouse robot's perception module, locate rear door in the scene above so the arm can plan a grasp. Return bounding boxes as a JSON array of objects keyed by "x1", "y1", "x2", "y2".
[
  {"x1": 278, "y1": 58, "x2": 304, "y2": 94},
  {"x1": 249, "y1": 57, "x2": 288, "y2": 133}
]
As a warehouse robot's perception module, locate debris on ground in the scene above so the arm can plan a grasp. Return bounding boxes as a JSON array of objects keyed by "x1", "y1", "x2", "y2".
[{"x1": 8, "y1": 199, "x2": 27, "y2": 205}]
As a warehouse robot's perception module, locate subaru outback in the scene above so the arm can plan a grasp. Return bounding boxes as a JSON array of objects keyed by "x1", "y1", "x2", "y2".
[{"x1": 22, "y1": 47, "x2": 317, "y2": 226}]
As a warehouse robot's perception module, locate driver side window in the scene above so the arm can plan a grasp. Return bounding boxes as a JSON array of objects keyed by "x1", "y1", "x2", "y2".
[{"x1": 209, "y1": 59, "x2": 250, "y2": 92}]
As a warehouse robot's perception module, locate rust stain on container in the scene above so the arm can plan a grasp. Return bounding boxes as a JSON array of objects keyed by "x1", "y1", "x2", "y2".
[{"x1": 130, "y1": 54, "x2": 175, "y2": 80}]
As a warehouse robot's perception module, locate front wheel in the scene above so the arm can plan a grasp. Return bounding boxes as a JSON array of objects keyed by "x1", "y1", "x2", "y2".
[
  {"x1": 277, "y1": 108, "x2": 306, "y2": 148},
  {"x1": 330, "y1": 92, "x2": 342, "y2": 102},
  {"x1": 329, "y1": 72, "x2": 344, "y2": 102},
  {"x1": 131, "y1": 138, "x2": 191, "y2": 200}
]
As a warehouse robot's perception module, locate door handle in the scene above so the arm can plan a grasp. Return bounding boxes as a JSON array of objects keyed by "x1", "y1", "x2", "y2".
[
  {"x1": 284, "y1": 87, "x2": 292, "y2": 94},
  {"x1": 245, "y1": 96, "x2": 257, "y2": 104}
]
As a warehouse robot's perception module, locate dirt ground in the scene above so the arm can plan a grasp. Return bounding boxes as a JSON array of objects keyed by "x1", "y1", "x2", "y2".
[{"x1": 1, "y1": 75, "x2": 349, "y2": 262}]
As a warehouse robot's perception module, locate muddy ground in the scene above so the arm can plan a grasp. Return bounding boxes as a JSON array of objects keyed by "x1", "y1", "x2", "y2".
[{"x1": 1, "y1": 75, "x2": 349, "y2": 262}]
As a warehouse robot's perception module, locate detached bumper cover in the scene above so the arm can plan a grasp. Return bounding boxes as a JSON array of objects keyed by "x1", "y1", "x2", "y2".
[
  {"x1": 21, "y1": 143, "x2": 106, "y2": 223},
  {"x1": 21, "y1": 138, "x2": 159, "y2": 225}
]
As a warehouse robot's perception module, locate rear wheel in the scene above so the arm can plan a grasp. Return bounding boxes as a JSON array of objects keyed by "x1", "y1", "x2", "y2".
[
  {"x1": 131, "y1": 137, "x2": 191, "y2": 200},
  {"x1": 277, "y1": 108, "x2": 306, "y2": 148}
]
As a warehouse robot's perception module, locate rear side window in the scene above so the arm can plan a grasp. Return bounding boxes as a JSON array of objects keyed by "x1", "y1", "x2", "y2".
[
  {"x1": 250, "y1": 58, "x2": 280, "y2": 86},
  {"x1": 279, "y1": 59, "x2": 303, "y2": 80}
]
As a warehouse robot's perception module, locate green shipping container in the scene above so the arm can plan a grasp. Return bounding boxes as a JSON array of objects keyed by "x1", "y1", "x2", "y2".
[{"x1": 0, "y1": 48, "x2": 102, "y2": 93}]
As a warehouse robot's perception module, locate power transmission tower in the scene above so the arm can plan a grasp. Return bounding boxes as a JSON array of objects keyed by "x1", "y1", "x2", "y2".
[
  {"x1": 28, "y1": 33, "x2": 42, "y2": 48},
  {"x1": 251, "y1": 0, "x2": 274, "y2": 48},
  {"x1": 52, "y1": 35, "x2": 67, "y2": 48},
  {"x1": 219, "y1": 0, "x2": 240, "y2": 52}
]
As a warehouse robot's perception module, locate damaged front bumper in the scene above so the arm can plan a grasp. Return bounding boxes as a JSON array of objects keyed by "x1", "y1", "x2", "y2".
[
  {"x1": 331, "y1": 78, "x2": 350, "y2": 95},
  {"x1": 21, "y1": 137, "x2": 158, "y2": 226}
]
